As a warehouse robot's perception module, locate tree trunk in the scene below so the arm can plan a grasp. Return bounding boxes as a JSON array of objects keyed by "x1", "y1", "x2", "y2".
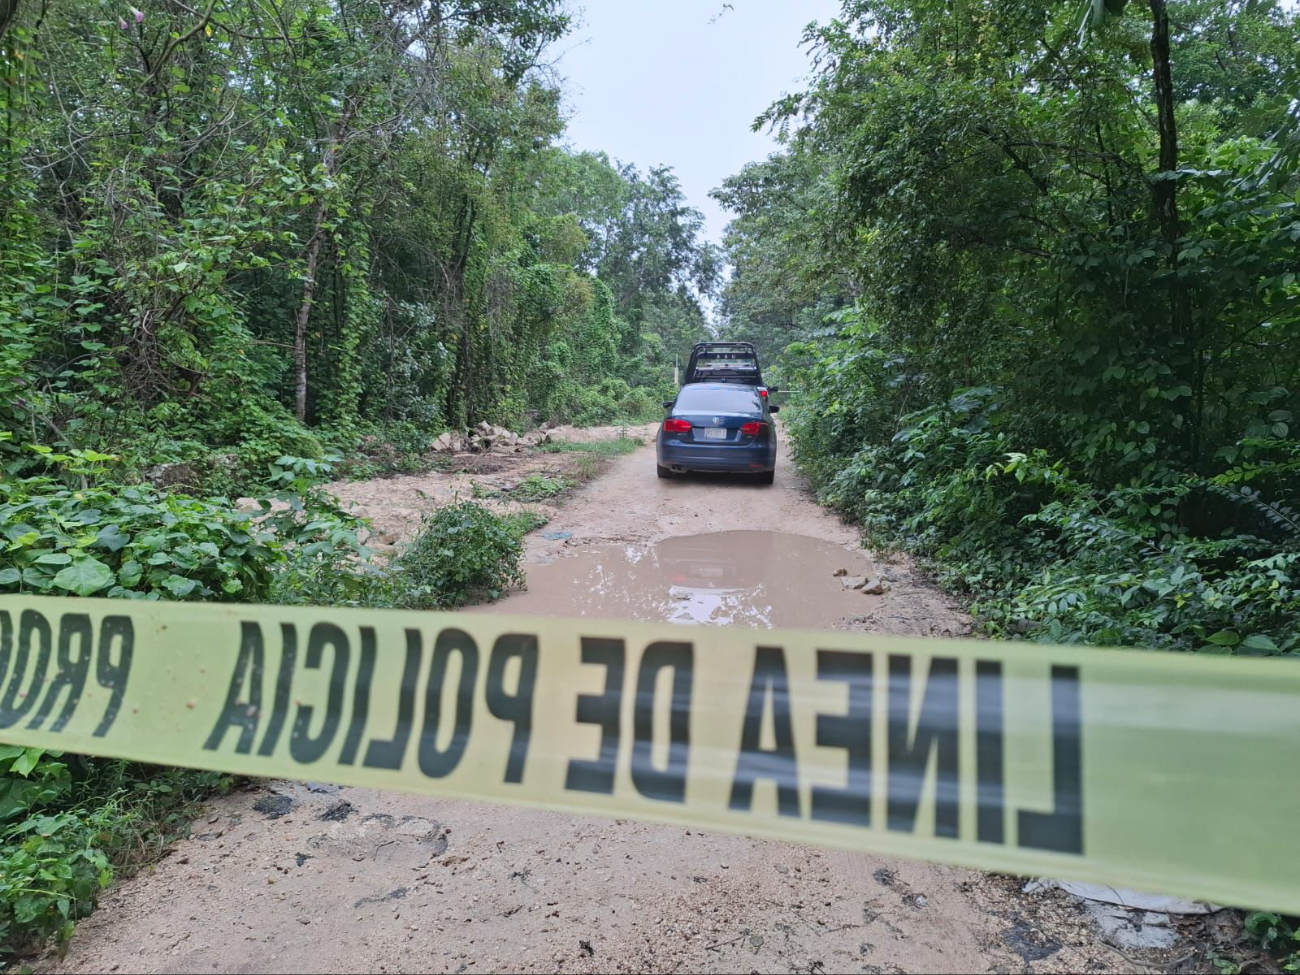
[
  {"x1": 294, "y1": 209, "x2": 327, "y2": 423},
  {"x1": 292, "y1": 102, "x2": 355, "y2": 424},
  {"x1": 1148, "y1": 0, "x2": 1198, "y2": 461},
  {"x1": 1148, "y1": 0, "x2": 1181, "y2": 258},
  {"x1": 0, "y1": 0, "x2": 19, "y2": 41}
]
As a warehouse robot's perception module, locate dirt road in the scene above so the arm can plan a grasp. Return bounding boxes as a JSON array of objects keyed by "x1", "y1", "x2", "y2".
[{"x1": 40, "y1": 429, "x2": 1173, "y2": 974}]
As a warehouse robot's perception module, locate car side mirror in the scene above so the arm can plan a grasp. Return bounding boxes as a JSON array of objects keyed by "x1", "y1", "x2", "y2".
[
  {"x1": 769, "y1": 405, "x2": 781, "y2": 414},
  {"x1": 662, "y1": 400, "x2": 675, "y2": 410},
  {"x1": 769, "y1": 385, "x2": 780, "y2": 394}
]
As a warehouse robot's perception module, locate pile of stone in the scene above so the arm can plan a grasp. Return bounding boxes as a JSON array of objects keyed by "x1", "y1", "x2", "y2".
[
  {"x1": 431, "y1": 422, "x2": 553, "y2": 454},
  {"x1": 833, "y1": 567, "x2": 889, "y2": 594}
]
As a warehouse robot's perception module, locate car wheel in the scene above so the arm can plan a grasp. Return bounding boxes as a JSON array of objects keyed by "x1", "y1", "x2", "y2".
[
  {"x1": 756, "y1": 469, "x2": 775, "y2": 485},
  {"x1": 657, "y1": 464, "x2": 676, "y2": 479}
]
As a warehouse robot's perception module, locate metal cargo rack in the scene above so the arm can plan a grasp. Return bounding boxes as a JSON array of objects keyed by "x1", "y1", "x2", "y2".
[{"x1": 682, "y1": 341, "x2": 764, "y2": 386}]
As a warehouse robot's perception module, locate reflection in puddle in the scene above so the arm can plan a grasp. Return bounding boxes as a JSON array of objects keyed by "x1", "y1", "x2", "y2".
[{"x1": 475, "y1": 530, "x2": 879, "y2": 629}]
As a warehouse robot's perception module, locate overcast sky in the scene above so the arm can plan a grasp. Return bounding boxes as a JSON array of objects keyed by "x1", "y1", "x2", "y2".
[{"x1": 555, "y1": 0, "x2": 841, "y2": 246}]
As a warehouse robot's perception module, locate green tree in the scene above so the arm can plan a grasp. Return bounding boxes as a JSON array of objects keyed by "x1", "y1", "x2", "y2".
[{"x1": 720, "y1": 0, "x2": 1300, "y2": 654}]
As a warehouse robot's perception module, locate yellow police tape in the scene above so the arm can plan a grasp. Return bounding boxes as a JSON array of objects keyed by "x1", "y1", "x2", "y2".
[{"x1": 1, "y1": 595, "x2": 1297, "y2": 912}]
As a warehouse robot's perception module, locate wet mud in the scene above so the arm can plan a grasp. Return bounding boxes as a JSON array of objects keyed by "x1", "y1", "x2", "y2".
[{"x1": 473, "y1": 530, "x2": 883, "y2": 628}]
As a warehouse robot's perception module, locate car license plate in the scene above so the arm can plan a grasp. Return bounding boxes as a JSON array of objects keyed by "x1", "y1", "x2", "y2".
[{"x1": 702, "y1": 427, "x2": 727, "y2": 440}]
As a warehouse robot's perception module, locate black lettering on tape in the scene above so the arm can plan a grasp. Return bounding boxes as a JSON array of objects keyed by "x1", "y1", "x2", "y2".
[
  {"x1": 631, "y1": 641, "x2": 693, "y2": 804},
  {"x1": 887, "y1": 655, "x2": 959, "y2": 838},
  {"x1": 338, "y1": 626, "x2": 377, "y2": 766},
  {"x1": 729, "y1": 646, "x2": 800, "y2": 818},
  {"x1": 203, "y1": 622, "x2": 265, "y2": 753},
  {"x1": 0, "y1": 610, "x2": 52, "y2": 729},
  {"x1": 418, "y1": 628, "x2": 478, "y2": 778},
  {"x1": 290, "y1": 623, "x2": 350, "y2": 763},
  {"x1": 257, "y1": 624, "x2": 298, "y2": 756},
  {"x1": 1018, "y1": 665, "x2": 1084, "y2": 855},
  {"x1": 93, "y1": 617, "x2": 133, "y2": 737},
  {"x1": 0, "y1": 611, "x2": 11, "y2": 691},
  {"x1": 363, "y1": 628, "x2": 422, "y2": 769},
  {"x1": 811, "y1": 650, "x2": 873, "y2": 827},
  {"x1": 976, "y1": 660, "x2": 1005, "y2": 844},
  {"x1": 565, "y1": 638, "x2": 625, "y2": 795},
  {"x1": 485, "y1": 634, "x2": 538, "y2": 785},
  {"x1": 30, "y1": 614, "x2": 93, "y2": 732}
]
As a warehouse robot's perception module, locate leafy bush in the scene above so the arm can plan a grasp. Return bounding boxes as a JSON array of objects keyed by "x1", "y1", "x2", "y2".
[
  {"x1": 390, "y1": 502, "x2": 526, "y2": 608},
  {"x1": 1243, "y1": 911, "x2": 1300, "y2": 973},
  {"x1": 787, "y1": 368, "x2": 1300, "y2": 657},
  {"x1": 537, "y1": 376, "x2": 658, "y2": 427},
  {"x1": 617, "y1": 386, "x2": 660, "y2": 421},
  {"x1": 0, "y1": 452, "x2": 370, "y2": 603},
  {"x1": 334, "y1": 421, "x2": 440, "y2": 481},
  {"x1": 1, "y1": 483, "x2": 277, "y2": 600},
  {"x1": 0, "y1": 754, "x2": 228, "y2": 959},
  {"x1": 136, "y1": 396, "x2": 327, "y2": 497}
]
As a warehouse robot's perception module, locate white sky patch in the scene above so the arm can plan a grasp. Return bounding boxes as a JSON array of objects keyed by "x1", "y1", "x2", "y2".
[{"x1": 556, "y1": 0, "x2": 840, "y2": 246}]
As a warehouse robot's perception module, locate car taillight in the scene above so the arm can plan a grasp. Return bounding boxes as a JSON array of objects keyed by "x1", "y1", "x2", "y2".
[
  {"x1": 740, "y1": 421, "x2": 767, "y2": 436},
  {"x1": 759, "y1": 388, "x2": 768, "y2": 398},
  {"x1": 663, "y1": 418, "x2": 692, "y2": 434}
]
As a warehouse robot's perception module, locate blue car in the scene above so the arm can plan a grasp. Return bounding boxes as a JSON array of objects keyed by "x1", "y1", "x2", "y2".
[{"x1": 656, "y1": 382, "x2": 779, "y2": 485}]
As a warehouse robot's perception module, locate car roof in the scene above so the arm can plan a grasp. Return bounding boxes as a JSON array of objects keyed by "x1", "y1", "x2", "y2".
[{"x1": 679, "y1": 382, "x2": 761, "y2": 392}]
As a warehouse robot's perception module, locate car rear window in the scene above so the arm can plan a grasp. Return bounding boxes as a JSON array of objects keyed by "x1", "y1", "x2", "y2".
[{"x1": 675, "y1": 386, "x2": 762, "y2": 413}]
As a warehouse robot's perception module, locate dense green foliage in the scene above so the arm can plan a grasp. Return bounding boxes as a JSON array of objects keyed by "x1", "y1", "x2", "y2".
[
  {"x1": 719, "y1": 0, "x2": 1300, "y2": 658},
  {"x1": 0, "y1": 756, "x2": 229, "y2": 958},
  {"x1": 712, "y1": 150, "x2": 852, "y2": 369},
  {"x1": 0, "y1": 0, "x2": 714, "y2": 489},
  {"x1": 0, "y1": 449, "x2": 367, "y2": 601},
  {"x1": 0, "y1": 1, "x2": 713, "y2": 958},
  {"x1": 4, "y1": 0, "x2": 1299, "y2": 962}
]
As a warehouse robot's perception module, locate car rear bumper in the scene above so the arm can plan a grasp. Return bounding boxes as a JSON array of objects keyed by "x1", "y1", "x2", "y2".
[{"x1": 657, "y1": 439, "x2": 775, "y2": 473}]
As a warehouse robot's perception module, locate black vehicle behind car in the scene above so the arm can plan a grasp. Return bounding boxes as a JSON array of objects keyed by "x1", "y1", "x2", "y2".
[{"x1": 683, "y1": 341, "x2": 764, "y2": 388}]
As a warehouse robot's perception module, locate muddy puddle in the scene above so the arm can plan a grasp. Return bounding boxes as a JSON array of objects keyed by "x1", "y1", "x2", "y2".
[{"x1": 476, "y1": 530, "x2": 881, "y2": 629}]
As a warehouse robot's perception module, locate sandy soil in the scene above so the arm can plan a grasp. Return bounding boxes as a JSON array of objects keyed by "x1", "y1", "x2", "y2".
[
  {"x1": 327, "y1": 423, "x2": 661, "y2": 553},
  {"x1": 39, "y1": 425, "x2": 1184, "y2": 975}
]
